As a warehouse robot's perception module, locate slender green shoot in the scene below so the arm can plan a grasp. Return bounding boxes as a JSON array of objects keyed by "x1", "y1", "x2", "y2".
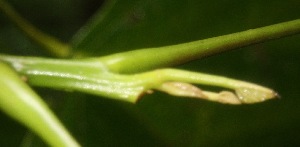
[
  {"x1": 0, "y1": 55, "x2": 277, "y2": 104},
  {"x1": 1, "y1": 0, "x2": 298, "y2": 146},
  {"x1": 0, "y1": 0, "x2": 71, "y2": 57},
  {"x1": 0, "y1": 62, "x2": 80, "y2": 147},
  {"x1": 99, "y1": 19, "x2": 300, "y2": 73}
]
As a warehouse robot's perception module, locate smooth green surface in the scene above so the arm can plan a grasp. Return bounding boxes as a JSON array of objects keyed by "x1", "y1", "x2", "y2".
[
  {"x1": 0, "y1": 62, "x2": 79, "y2": 147},
  {"x1": 97, "y1": 19, "x2": 300, "y2": 73},
  {"x1": 0, "y1": 54, "x2": 278, "y2": 104},
  {"x1": 0, "y1": 0, "x2": 300, "y2": 146}
]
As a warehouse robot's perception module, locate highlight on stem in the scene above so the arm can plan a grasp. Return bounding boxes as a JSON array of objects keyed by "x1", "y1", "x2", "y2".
[{"x1": 0, "y1": 54, "x2": 278, "y2": 104}]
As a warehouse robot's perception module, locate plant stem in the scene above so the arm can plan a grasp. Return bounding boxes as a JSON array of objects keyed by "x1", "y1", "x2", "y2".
[
  {"x1": 99, "y1": 19, "x2": 300, "y2": 73},
  {"x1": 0, "y1": 62, "x2": 80, "y2": 147},
  {"x1": 0, "y1": 54, "x2": 277, "y2": 104},
  {"x1": 0, "y1": 0, "x2": 71, "y2": 57}
]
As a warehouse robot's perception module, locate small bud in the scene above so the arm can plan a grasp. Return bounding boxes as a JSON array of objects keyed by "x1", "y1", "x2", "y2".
[{"x1": 235, "y1": 87, "x2": 278, "y2": 104}]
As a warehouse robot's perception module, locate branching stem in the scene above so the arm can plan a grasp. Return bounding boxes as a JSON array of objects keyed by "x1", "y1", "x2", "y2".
[
  {"x1": 0, "y1": 54, "x2": 277, "y2": 104},
  {"x1": 0, "y1": 62, "x2": 80, "y2": 147}
]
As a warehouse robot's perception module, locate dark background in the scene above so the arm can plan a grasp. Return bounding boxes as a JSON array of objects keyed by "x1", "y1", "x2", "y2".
[{"x1": 0, "y1": 0, "x2": 300, "y2": 146}]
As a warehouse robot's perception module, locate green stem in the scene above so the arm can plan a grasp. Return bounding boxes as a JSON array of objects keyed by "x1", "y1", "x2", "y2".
[
  {"x1": 99, "y1": 19, "x2": 300, "y2": 73},
  {"x1": 0, "y1": 0, "x2": 71, "y2": 57},
  {"x1": 0, "y1": 54, "x2": 277, "y2": 104},
  {"x1": 150, "y1": 69, "x2": 277, "y2": 104},
  {"x1": 0, "y1": 54, "x2": 142, "y2": 102},
  {"x1": 0, "y1": 62, "x2": 80, "y2": 147}
]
